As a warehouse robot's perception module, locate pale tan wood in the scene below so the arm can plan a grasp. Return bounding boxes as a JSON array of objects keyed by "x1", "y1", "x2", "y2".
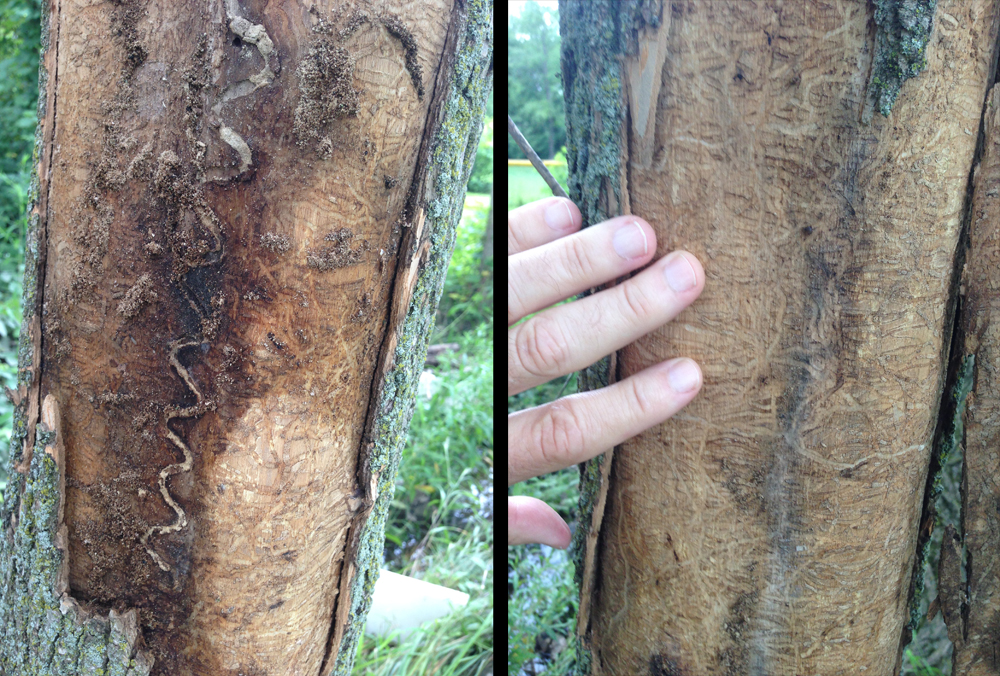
[{"x1": 568, "y1": 1, "x2": 1000, "y2": 673}]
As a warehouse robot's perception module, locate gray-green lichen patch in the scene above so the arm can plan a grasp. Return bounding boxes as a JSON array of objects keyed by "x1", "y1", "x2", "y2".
[
  {"x1": 865, "y1": 0, "x2": 936, "y2": 121},
  {"x1": 0, "y1": 427, "x2": 151, "y2": 674},
  {"x1": 558, "y1": 0, "x2": 661, "y2": 229},
  {"x1": 328, "y1": 1, "x2": 493, "y2": 674},
  {"x1": 559, "y1": 1, "x2": 626, "y2": 230}
]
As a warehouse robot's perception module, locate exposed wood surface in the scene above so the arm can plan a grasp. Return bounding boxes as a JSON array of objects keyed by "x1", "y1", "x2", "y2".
[
  {"x1": 32, "y1": 0, "x2": 454, "y2": 673},
  {"x1": 567, "y1": 1, "x2": 1000, "y2": 673}
]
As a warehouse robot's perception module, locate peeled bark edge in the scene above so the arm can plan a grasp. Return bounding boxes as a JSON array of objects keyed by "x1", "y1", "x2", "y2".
[
  {"x1": 558, "y1": 2, "x2": 642, "y2": 673},
  {"x1": 325, "y1": 0, "x2": 493, "y2": 673},
  {"x1": 864, "y1": 0, "x2": 937, "y2": 121}
]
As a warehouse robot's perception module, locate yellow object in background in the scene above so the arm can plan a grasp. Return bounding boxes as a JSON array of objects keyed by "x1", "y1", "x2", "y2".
[{"x1": 508, "y1": 158, "x2": 566, "y2": 167}]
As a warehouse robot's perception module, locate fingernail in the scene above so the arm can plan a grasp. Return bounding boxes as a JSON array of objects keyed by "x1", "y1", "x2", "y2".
[
  {"x1": 612, "y1": 222, "x2": 648, "y2": 260},
  {"x1": 667, "y1": 359, "x2": 701, "y2": 393},
  {"x1": 545, "y1": 200, "x2": 576, "y2": 231},
  {"x1": 664, "y1": 252, "x2": 697, "y2": 293}
]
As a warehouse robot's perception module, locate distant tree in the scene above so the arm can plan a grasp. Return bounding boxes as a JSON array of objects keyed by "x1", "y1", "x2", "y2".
[{"x1": 508, "y1": 2, "x2": 564, "y2": 160}]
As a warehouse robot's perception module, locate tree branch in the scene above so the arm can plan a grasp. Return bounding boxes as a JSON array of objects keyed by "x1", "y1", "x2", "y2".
[{"x1": 507, "y1": 115, "x2": 568, "y2": 199}]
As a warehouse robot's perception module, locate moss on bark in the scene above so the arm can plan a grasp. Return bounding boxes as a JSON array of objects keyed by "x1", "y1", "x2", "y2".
[{"x1": 559, "y1": 4, "x2": 650, "y2": 673}]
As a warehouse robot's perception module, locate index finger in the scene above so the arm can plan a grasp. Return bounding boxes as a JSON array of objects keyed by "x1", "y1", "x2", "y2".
[
  {"x1": 508, "y1": 358, "x2": 702, "y2": 484},
  {"x1": 508, "y1": 197, "x2": 581, "y2": 254}
]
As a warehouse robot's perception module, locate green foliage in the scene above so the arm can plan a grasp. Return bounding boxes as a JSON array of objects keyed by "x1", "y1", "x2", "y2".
[
  {"x1": 0, "y1": 0, "x2": 38, "y2": 501},
  {"x1": 508, "y1": 2, "x2": 565, "y2": 160},
  {"x1": 433, "y1": 199, "x2": 493, "y2": 344},
  {"x1": 467, "y1": 116, "x2": 493, "y2": 194},
  {"x1": 507, "y1": 544, "x2": 578, "y2": 676},
  {"x1": 0, "y1": 0, "x2": 39, "y2": 246},
  {"x1": 384, "y1": 325, "x2": 493, "y2": 565},
  {"x1": 903, "y1": 648, "x2": 944, "y2": 676},
  {"x1": 0, "y1": 0, "x2": 36, "y2": 60},
  {"x1": 507, "y1": 164, "x2": 558, "y2": 211},
  {"x1": 0, "y1": 266, "x2": 21, "y2": 497}
]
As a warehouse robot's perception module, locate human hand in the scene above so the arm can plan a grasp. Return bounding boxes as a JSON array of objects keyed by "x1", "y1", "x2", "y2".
[{"x1": 508, "y1": 197, "x2": 705, "y2": 548}]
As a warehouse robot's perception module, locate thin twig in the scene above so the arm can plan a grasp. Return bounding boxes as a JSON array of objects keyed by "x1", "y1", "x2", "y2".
[
  {"x1": 555, "y1": 372, "x2": 574, "y2": 400},
  {"x1": 507, "y1": 115, "x2": 568, "y2": 199}
]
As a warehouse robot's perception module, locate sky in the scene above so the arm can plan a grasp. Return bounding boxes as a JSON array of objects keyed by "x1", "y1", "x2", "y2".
[{"x1": 508, "y1": 1, "x2": 559, "y2": 20}]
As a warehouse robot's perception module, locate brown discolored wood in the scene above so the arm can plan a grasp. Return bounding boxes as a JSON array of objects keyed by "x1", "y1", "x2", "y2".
[
  {"x1": 35, "y1": 0, "x2": 454, "y2": 673},
  {"x1": 573, "y1": 1, "x2": 1000, "y2": 674}
]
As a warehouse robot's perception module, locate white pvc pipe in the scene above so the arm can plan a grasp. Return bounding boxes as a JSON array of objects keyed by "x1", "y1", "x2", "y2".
[{"x1": 365, "y1": 569, "x2": 470, "y2": 639}]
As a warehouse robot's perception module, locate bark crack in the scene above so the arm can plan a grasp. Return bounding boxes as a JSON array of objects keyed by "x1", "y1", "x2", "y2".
[
  {"x1": 900, "y1": 47, "x2": 1000, "y2": 667},
  {"x1": 316, "y1": 0, "x2": 467, "y2": 672},
  {"x1": 27, "y1": 0, "x2": 64, "y2": 471}
]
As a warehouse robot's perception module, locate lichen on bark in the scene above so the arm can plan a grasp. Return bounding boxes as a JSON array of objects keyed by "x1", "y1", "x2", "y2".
[
  {"x1": 0, "y1": 420, "x2": 151, "y2": 674},
  {"x1": 558, "y1": 3, "x2": 658, "y2": 673},
  {"x1": 865, "y1": 0, "x2": 937, "y2": 120}
]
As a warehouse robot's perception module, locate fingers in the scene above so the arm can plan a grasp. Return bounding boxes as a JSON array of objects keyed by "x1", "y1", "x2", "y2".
[
  {"x1": 508, "y1": 215, "x2": 657, "y2": 326},
  {"x1": 508, "y1": 496, "x2": 572, "y2": 548},
  {"x1": 508, "y1": 250, "x2": 704, "y2": 396},
  {"x1": 508, "y1": 358, "x2": 702, "y2": 485},
  {"x1": 507, "y1": 197, "x2": 582, "y2": 255}
]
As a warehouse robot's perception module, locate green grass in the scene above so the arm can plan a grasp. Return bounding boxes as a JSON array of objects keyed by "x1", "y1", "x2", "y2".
[
  {"x1": 904, "y1": 648, "x2": 944, "y2": 676},
  {"x1": 433, "y1": 193, "x2": 493, "y2": 344},
  {"x1": 507, "y1": 163, "x2": 568, "y2": 212}
]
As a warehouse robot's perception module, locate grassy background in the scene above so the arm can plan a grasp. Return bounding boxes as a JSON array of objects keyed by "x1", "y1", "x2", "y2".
[
  {"x1": 507, "y1": 166, "x2": 579, "y2": 676},
  {"x1": 0, "y1": 1, "x2": 494, "y2": 672},
  {"x1": 507, "y1": 162, "x2": 568, "y2": 213}
]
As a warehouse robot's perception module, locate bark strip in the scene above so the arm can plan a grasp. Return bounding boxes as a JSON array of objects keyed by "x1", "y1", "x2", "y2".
[{"x1": 953, "y1": 83, "x2": 1000, "y2": 675}]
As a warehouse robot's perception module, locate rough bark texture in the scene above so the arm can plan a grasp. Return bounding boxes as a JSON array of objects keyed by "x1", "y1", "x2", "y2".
[
  {"x1": 954, "y1": 84, "x2": 1000, "y2": 675},
  {"x1": 563, "y1": 1, "x2": 1000, "y2": 674},
  {"x1": 0, "y1": 0, "x2": 492, "y2": 674}
]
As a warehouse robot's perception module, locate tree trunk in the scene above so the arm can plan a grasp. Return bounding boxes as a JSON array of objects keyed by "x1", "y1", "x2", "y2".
[
  {"x1": 954, "y1": 84, "x2": 1000, "y2": 675},
  {"x1": 0, "y1": 0, "x2": 492, "y2": 673},
  {"x1": 562, "y1": 1, "x2": 999, "y2": 673}
]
